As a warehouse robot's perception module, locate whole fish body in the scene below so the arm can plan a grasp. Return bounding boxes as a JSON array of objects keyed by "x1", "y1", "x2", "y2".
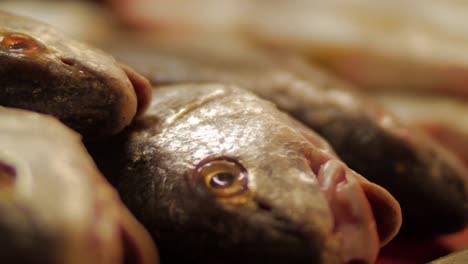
[
  {"x1": 108, "y1": 36, "x2": 468, "y2": 236},
  {"x1": 0, "y1": 107, "x2": 158, "y2": 264},
  {"x1": 0, "y1": 11, "x2": 152, "y2": 140},
  {"x1": 89, "y1": 83, "x2": 402, "y2": 264}
]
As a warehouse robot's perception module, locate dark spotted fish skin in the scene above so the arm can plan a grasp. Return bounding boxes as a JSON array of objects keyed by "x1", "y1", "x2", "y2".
[
  {"x1": 0, "y1": 11, "x2": 152, "y2": 140},
  {"x1": 0, "y1": 107, "x2": 158, "y2": 264},
  {"x1": 109, "y1": 37, "x2": 468, "y2": 236},
  {"x1": 89, "y1": 83, "x2": 402, "y2": 264}
]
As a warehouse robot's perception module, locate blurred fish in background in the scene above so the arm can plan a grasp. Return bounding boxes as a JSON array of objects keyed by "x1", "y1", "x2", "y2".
[
  {"x1": 96, "y1": 0, "x2": 468, "y2": 159},
  {"x1": 103, "y1": 0, "x2": 468, "y2": 177},
  {"x1": 0, "y1": 0, "x2": 115, "y2": 45}
]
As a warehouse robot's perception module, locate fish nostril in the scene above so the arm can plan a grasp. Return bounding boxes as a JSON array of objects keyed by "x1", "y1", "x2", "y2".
[
  {"x1": 60, "y1": 57, "x2": 77, "y2": 67},
  {"x1": 256, "y1": 199, "x2": 297, "y2": 228},
  {"x1": 0, "y1": 162, "x2": 16, "y2": 192},
  {"x1": 257, "y1": 200, "x2": 273, "y2": 212}
]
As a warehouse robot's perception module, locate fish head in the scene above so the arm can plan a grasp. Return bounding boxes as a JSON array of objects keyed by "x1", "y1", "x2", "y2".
[
  {"x1": 121, "y1": 84, "x2": 401, "y2": 264},
  {"x1": 0, "y1": 107, "x2": 158, "y2": 264},
  {"x1": 0, "y1": 11, "x2": 152, "y2": 138}
]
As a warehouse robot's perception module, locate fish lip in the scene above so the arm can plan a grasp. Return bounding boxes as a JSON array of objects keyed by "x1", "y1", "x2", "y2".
[
  {"x1": 119, "y1": 63, "x2": 153, "y2": 116},
  {"x1": 317, "y1": 159, "x2": 380, "y2": 264}
]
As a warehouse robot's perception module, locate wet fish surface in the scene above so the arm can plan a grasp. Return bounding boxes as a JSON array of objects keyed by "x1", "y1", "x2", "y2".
[
  {"x1": 0, "y1": 107, "x2": 158, "y2": 264},
  {"x1": 89, "y1": 83, "x2": 402, "y2": 264},
  {"x1": 0, "y1": 11, "x2": 152, "y2": 139},
  {"x1": 109, "y1": 37, "x2": 468, "y2": 236}
]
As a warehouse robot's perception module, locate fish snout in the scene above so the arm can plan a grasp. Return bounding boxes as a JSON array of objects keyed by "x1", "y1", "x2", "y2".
[
  {"x1": 316, "y1": 160, "x2": 380, "y2": 264},
  {"x1": 318, "y1": 159, "x2": 402, "y2": 263},
  {"x1": 252, "y1": 161, "x2": 360, "y2": 263},
  {"x1": 253, "y1": 157, "x2": 398, "y2": 264},
  {"x1": 119, "y1": 63, "x2": 153, "y2": 116}
]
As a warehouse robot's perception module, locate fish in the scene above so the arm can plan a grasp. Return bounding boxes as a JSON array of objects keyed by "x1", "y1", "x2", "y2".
[
  {"x1": 108, "y1": 36, "x2": 468, "y2": 236},
  {"x1": 0, "y1": 11, "x2": 152, "y2": 140},
  {"x1": 371, "y1": 92, "x2": 468, "y2": 168},
  {"x1": 101, "y1": 0, "x2": 468, "y2": 98},
  {"x1": 0, "y1": 107, "x2": 158, "y2": 264},
  {"x1": 243, "y1": 0, "x2": 468, "y2": 98},
  {"x1": 89, "y1": 83, "x2": 402, "y2": 264},
  {"x1": 0, "y1": 1, "x2": 115, "y2": 45}
]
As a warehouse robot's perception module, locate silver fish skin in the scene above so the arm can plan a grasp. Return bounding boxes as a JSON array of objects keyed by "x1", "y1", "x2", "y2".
[
  {"x1": 0, "y1": 11, "x2": 152, "y2": 140},
  {"x1": 0, "y1": 107, "x2": 158, "y2": 264},
  {"x1": 89, "y1": 83, "x2": 402, "y2": 264},
  {"x1": 109, "y1": 37, "x2": 468, "y2": 236}
]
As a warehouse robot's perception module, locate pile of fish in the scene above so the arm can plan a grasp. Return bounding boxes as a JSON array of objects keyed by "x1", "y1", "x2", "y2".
[{"x1": 0, "y1": 5, "x2": 467, "y2": 264}]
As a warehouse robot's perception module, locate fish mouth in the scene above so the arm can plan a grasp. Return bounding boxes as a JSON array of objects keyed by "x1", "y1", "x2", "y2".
[
  {"x1": 317, "y1": 159, "x2": 380, "y2": 264},
  {"x1": 119, "y1": 63, "x2": 153, "y2": 116}
]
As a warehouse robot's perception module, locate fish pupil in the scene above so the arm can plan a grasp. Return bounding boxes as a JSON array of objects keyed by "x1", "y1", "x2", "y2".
[
  {"x1": 9, "y1": 41, "x2": 33, "y2": 51},
  {"x1": 210, "y1": 173, "x2": 235, "y2": 188}
]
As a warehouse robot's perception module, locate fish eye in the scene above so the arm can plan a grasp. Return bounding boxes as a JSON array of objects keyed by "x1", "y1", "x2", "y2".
[
  {"x1": 0, "y1": 32, "x2": 43, "y2": 54},
  {"x1": 195, "y1": 158, "x2": 249, "y2": 198}
]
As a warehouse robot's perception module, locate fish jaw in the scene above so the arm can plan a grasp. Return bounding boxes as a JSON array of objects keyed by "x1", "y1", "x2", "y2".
[
  {"x1": 317, "y1": 159, "x2": 380, "y2": 264},
  {"x1": 246, "y1": 153, "x2": 382, "y2": 264},
  {"x1": 293, "y1": 117, "x2": 402, "y2": 249},
  {"x1": 289, "y1": 118, "x2": 401, "y2": 262}
]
